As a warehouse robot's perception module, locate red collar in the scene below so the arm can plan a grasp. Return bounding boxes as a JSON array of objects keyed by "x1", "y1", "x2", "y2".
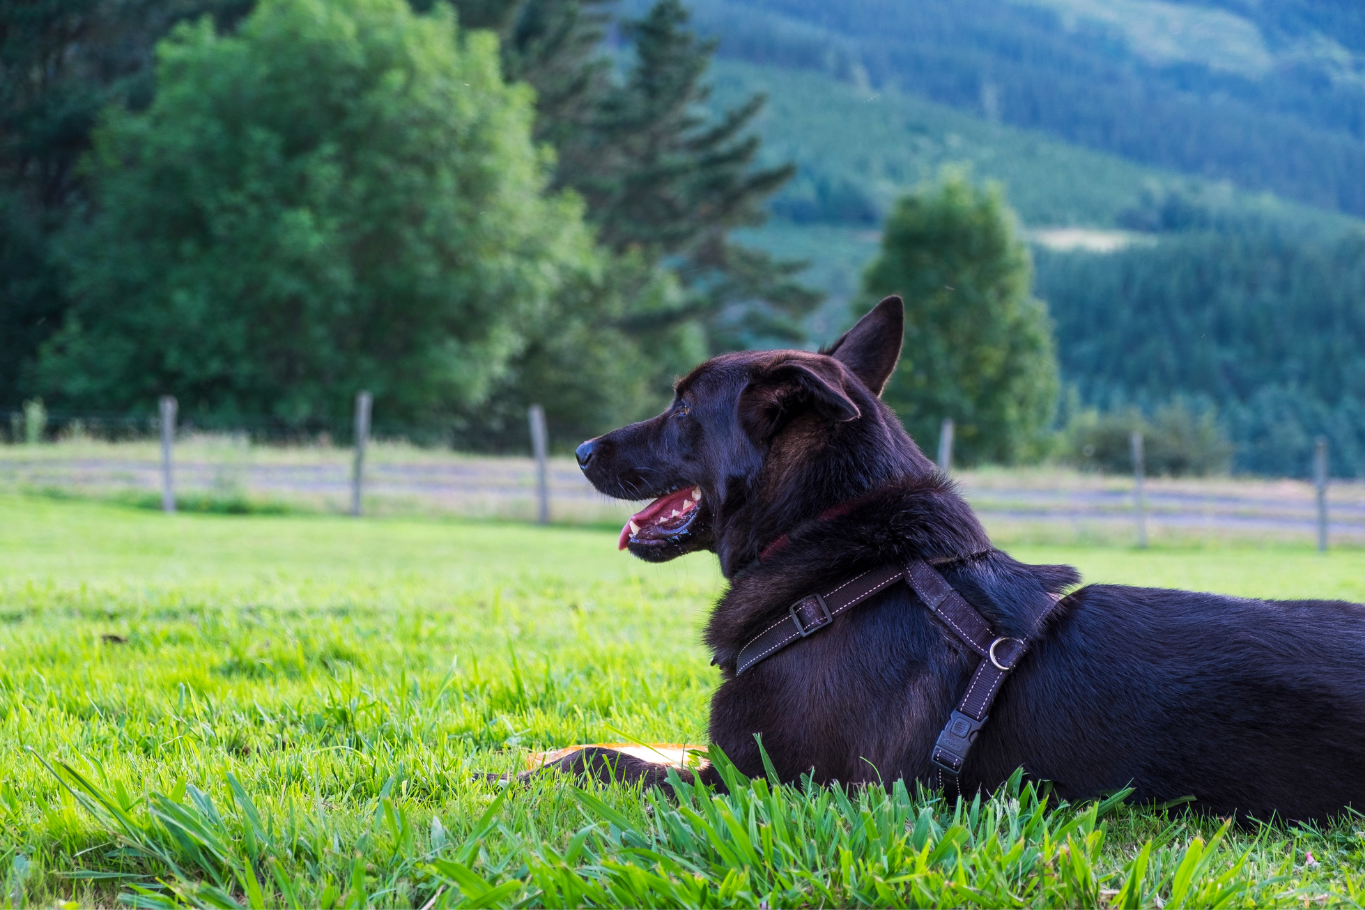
[{"x1": 758, "y1": 501, "x2": 858, "y2": 563}]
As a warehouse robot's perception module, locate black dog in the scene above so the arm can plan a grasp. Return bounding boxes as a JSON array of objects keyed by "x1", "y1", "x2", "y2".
[{"x1": 551, "y1": 296, "x2": 1365, "y2": 822}]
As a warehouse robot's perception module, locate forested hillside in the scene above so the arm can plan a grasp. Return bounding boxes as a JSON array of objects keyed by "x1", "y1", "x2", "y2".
[
  {"x1": 1038, "y1": 219, "x2": 1365, "y2": 476},
  {"x1": 678, "y1": 0, "x2": 1365, "y2": 217}
]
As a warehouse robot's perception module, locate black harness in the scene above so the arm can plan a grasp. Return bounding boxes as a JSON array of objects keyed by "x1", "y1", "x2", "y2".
[{"x1": 734, "y1": 558, "x2": 1058, "y2": 796}]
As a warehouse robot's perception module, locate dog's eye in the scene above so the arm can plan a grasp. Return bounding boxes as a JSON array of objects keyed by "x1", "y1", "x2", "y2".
[{"x1": 675, "y1": 400, "x2": 691, "y2": 417}]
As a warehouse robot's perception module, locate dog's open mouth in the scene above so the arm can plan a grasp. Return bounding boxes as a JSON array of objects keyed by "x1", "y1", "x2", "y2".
[{"x1": 619, "y1": 485, "x2": 703, "y2": 551}]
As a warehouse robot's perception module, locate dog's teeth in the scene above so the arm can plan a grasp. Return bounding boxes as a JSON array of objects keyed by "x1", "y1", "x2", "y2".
[
  {"x1": 691, "y1": 488, "x2": 701, "y2": 500},
  {"x1": 629, "y1": 520, "x2": 640, "y2": 535},
  {"x1": 670, "y1": 510, "x2": 680, "y2": 518}
]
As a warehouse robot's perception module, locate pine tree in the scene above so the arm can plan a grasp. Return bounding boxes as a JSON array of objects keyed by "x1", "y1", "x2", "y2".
[
  {"x1": 450, "y1": 0, "x2": 820, "y2": 352},
  {"x1": 584, "y1": 0, "x2": 820, "y2": 350},
  {"x1": 447, "y1": 0, "x2": 821, "y2": 444}
]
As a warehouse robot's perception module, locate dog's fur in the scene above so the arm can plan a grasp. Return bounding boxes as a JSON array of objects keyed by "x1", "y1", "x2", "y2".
[{"x1": 552, "y1": 296, "x2": 1365, "y2": 822}]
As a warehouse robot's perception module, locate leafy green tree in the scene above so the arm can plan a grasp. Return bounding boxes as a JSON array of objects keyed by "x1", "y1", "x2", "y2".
[
  {"x1": 861, "y1": 175, "x2": 1059, "y2": 465},
  {"x1": 37, "y1": 0, "x2": 595, "y2": 424}
]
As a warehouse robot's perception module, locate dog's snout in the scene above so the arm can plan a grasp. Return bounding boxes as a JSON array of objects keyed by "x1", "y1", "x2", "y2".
[{"x1": 575, "y1": 439, "x2": 596, "y2": 470}]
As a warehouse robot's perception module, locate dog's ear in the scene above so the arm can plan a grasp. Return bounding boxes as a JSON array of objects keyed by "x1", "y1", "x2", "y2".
[
  {"x1": 822, "y1": 295, "x2": 904, "y2": 396},
  {"x1": 741, "y1": 359, "x2": 860, "y2": 441}
]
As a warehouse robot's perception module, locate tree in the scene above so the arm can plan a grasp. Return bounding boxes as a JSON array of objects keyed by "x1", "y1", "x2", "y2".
[
  {"x1": 586, "y1": 0, "x2": 819, "y2": 351},
  {"x1": 452, "y1": 0, "x2": 820, "y2": 351},
  {"x1": 36, "y1": 0, "x2": 595, "y2": 423},
  {"x1": 861, "y1": 175, "x2": 1059, "y2": 465},
  {"x1": 0, "y1": 0, "x2": 252, "y2": 404},
  {"x1": 446, "y1": 0, "x2": 820, "y2": 445}
]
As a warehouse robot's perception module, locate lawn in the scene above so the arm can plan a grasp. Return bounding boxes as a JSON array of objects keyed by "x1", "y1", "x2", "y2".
[{"x1": 2, "y1": 492, "x2": 1364, "y2": 907}]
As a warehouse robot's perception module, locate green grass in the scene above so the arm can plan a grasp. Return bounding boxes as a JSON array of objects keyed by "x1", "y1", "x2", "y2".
[{"x1": 3, "y1": 493, "x2": 1365, "y2": 907}]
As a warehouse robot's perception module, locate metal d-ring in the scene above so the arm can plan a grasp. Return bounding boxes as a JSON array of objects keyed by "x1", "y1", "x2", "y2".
[{"x1": 989, "y1": 637, "x2": 1025, "y2": 671}]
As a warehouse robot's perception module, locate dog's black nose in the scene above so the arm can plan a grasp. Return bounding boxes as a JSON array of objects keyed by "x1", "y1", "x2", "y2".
[{"x1": 575, "y1": 439, "x2": 596, "y2": 470}]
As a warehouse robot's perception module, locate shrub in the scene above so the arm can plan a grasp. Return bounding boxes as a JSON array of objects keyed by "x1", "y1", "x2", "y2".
[{"x1": 1063, "y1": 400, "x2": 1232, "y2": 476}]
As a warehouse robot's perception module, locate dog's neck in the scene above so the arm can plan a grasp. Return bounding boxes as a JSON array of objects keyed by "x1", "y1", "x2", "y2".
[
  {"x1": 703, "y1": 475, "x2": 1080, "y2": 665},
  {"x1": 712, "y1": 398, "x2": 939, "y2": 579}
]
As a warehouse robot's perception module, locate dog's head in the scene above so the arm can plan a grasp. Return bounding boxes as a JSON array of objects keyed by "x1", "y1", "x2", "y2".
[{"x1": 575, "y1": 296, "x2": 937, "y2": 576}]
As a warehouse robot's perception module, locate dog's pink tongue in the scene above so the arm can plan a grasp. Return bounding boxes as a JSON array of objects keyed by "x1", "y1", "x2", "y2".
[{"x1": 618, "y1": 487, "x2": 698, "y2": 550}]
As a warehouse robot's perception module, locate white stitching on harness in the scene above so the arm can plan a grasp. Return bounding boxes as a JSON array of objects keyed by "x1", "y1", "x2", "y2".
[
  {"x1": 928, "y1": 603, "x2": 989, "y2": 656},
  {"x1": 962, "y1": 661, "x2": 993, "y2": 710},
  {"x1": 829, "y1": 573, "x2": 900, "y2": 616},
  {"x1": 980, "y1": 662, "x2": 1011, "y2": 704},
  {"x1": 738, "y1": 570, "x2": 902, "y2": 672},
  {"x1": 747, "y1": 611, "x2": 800, "y2": 645},
  {"x1": 740, "y1": 630, "x2": 802, "y2": 670},
  {"x1": 826, "y1": 569, "x2": 874, "y2": 598}
]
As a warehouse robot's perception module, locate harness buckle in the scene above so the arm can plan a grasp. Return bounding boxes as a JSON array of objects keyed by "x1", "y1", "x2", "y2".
[
  {"x1": 932, "y1": 709, "x2": 986, "y2": 774},
  {"x1": 789, "y1": 593, "x2": 832, "y2": 637}
]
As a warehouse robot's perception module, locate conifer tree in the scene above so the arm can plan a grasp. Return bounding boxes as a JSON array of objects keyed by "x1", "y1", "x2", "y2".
[{"x1": 451, "y1": 0, "x2": 820, "y2": 352}]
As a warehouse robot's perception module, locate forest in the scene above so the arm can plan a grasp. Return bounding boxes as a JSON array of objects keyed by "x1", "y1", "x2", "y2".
[
  {"x1": 679, "y1": 0, "x2": 1365, "y2": 218},
  {"x1": 1036, "y1": 205, "x2": 1365, "y2": 477}
]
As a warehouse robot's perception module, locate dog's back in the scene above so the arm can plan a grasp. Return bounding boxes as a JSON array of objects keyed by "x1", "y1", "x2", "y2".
[{"x1": 986, "y1": 584, "x2": 1365, "y2": 821}]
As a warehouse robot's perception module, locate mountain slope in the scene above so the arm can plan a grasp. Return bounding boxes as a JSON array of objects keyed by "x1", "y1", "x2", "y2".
[
  {"x1": 708, "y1": 59, "x2": 1357, "y2": 313},
  {"x1": 683, "y1": 0, "x2": 1365, "y2": 218}
]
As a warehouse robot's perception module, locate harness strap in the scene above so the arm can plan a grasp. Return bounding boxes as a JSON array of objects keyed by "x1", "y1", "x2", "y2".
[
  {"x1": 903, "y1": 561, "x2": 1030, "y2": 796},
  {"x1": 733, "y1": 557, "x2": 1050, "y2": 798},
  {"x1": 735, "y1": 564, "x2": 906, "y2": 675}
]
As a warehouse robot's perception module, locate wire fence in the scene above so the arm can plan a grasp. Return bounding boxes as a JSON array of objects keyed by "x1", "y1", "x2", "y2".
[{"x1": 4, "y1": 401, "x2": 1363, "y2": 546}]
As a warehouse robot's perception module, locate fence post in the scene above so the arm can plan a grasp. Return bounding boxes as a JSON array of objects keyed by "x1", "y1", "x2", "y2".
[
  {"x1": 937, "y1": 418, "x2": 954, "y2": 475},
  {"x1": 1131, "y1": 430, "x2": 1148, "y2": 549},
  {"x1": 1315, "y1": 436, "x2": 1329, "y2": 553},
  {"x1": 351, "y1": 390, "x2": 371, "y2": 517},
  {"x1": 159, "y1": 396, "x2": 177, "y2": 513},
  {"x1": 528, "y1": 404, "x2": 549, "y2": 525}
]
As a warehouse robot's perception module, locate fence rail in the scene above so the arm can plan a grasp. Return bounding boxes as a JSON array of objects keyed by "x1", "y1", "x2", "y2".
[
  {"x1": 3, "y1": 399, "x2": 1356, "y2": 546},
  {"x1": 2, "y1": 439, "x2": 1362, "y2": 546}
]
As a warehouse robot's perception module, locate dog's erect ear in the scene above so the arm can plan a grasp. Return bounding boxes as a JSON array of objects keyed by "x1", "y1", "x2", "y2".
[
  {"x1": 822, "y1": 295, "x2": 904, "y2": 396},
  {"x1": 741, "y1": 359, "x2": 860, "y2": 441}
]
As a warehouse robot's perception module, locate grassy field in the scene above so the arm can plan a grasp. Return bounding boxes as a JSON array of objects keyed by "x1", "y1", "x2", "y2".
[{"x1": 3, "y1": 493, "x2": 1365, "y2": 907}]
